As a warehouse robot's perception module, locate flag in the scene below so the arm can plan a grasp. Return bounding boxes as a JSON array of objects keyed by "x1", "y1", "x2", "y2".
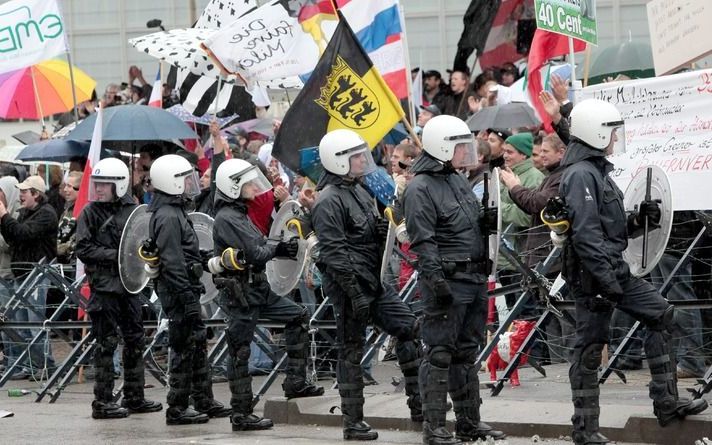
[
  {"x1": 336, "y1": 0, "x2": 408, "y2": 99},
  {"x1": 73, "y1": 105, "x2": 103, "y2": 219},
  {"x1": 0, "y1": 0, "x2": 68, "y2": 74},
  {"x1": 148, "y1": 67, "x2": 162, "y2": 108},
  {"x1": 202, "y1": 0, "x2": 338, "y2": 84},
  {"x1": 479, "y1": 0, "x2": 527, "y2": 69},
  {"x1": 453, "y1": 0, "x2": 501, "y2": 72},
  {"x1": 527, "y1": 29, "x2": 585, "y2": 131},
  {"x1": 195, "y1": 0, "x2": 257, "y2": 28},
  {"x1": 273, "y1": 15, "x2": 405, "y2": 173},
  {"x1": 411, "y1": 67, "x2": 422, "y2": 116}
]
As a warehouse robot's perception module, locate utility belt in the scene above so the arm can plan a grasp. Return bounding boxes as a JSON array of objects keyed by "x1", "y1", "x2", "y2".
[
  {"x1": 441, "y1": 259, "x2": 489, "y2": 276},
  {"x1": 221, "y1": 268, "x2": 267, "y2": 284}
]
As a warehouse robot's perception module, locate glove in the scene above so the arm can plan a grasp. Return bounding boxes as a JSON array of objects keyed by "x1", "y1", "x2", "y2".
[
  {"x1": 375, "y1": 217, "x2": 390, "y2": 242},
  {"x1": 144, "y1": 262, "x2": 159, "y2": 279},
  {"x1": 550, "y1": 230, "x2": 568, "y2": 248},
  {"x1": 139, "y1": 238, "x2": 159, "y2": 267},
  {"x1": 199, "y1": 249, "x2": 213, "y2": 271},
  {"x1": 275, "y1": 238, "x2": 299, "y2": 258},
  {"x1": 220, "y1": 247, "x2": 246, "y2": 271},
  {"x1": 479, "y1": 207, "x2": 498, "y2": 235},
  {"x1": 207, "y1": 256, "x2": 224, "y2": 275},
  {"x1": 637, "y1": 199, "x2": 661, "y2": 227},
  {"x1": 430, "y1": 278, "x2": 453, "y2": 307},
  {"x1": 342, "y1": 274, "x2": 369, "y2": 322}
]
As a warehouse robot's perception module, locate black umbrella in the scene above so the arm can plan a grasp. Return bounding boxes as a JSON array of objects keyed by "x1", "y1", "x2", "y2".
[
  {"x1": 67, "y1": 104, "x2": 198, "y2": 142},
  {"x1": 17, "y1": 139, "x2": 91, "y2": 162},
  {"x1": 465, "y1": 102, "x2": 540, "y2": 132}
]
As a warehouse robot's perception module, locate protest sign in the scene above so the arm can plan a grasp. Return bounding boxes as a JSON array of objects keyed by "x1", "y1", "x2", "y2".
[{"x1": 534, "y1": 0, "x2": 597, "y2": 45}]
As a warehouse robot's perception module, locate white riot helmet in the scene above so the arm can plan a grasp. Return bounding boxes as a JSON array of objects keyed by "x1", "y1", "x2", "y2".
[
  {"x1": 89, "y1": 157, "x2": 129, "y2": 202},
  {"x1": 216, "y1": 158, "x2": 272, "y2": 200},
  {"x1": 318, "y1": 129, "x2": 376, "y2": 178},
  {"x1": 569, "y1": 99, "x2": 625, "y2": 150},
  {"x1": 421, "y1": 114, "x2": 477, "y2": 168},
  {"x1": 149, "y1": 154, "x2": 200, "y2": 197}
]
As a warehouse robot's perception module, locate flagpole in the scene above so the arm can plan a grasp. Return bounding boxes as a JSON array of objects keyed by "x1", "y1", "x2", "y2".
[
  {"x1": 29, "y1": 66, "x2": 46, "y2": 130},
  {"x1": 400, "y1": 116, "x2": 421, "y2": 149},
  {"x1": 397, "y1": 2, "x2": 415, "y2": 126},
  {"x1": 214, "y1": 76, "x2": 222, "y2": 117},
  {"x1": 65, "y1": 50, "x2": 81, "y2": 124},
  {"x1": 582, "y1": 45, "x2": 592, "y2": 87},
  {"x1": 568, "y1": 37, "x2": 577, "y2": 104}
]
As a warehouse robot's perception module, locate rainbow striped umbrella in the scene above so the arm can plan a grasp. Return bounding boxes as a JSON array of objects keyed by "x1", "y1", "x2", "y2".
[{"x1": 0, "y1": 59, "x2": 96, "y2": 119}]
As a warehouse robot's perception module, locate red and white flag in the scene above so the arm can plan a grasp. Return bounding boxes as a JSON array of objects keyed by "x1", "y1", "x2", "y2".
[
  {"x1": 73, "y1": 105, "x2": 103, "y2": 219},
  {"x1": 148, "y1": 68, "x2": 162, "y2": 108}
]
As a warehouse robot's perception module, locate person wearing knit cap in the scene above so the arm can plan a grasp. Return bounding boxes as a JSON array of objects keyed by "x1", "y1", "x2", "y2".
[{"x1": 504, "y1": 132, "x2": 533, "y2": 158}]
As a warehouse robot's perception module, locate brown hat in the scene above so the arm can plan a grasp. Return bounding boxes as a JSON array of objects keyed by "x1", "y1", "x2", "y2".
[{"x1": 16, "y1": 175, "x2": 45, "y2": 191}]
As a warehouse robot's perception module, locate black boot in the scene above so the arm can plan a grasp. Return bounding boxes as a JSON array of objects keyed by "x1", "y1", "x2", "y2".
[
  {"x1": 396, "y1": 339, "x2": 423, "y2": 422},
  {"x1": 166, "y1": 406, "x2": 210, "y2": 425},
  {"x1": 570, "y1": 343, "x2": 606, "y2": 445},
  {"x1": 92, "y1": 400, "x2": 129, "y2": 419},
  {"x1": 231, "y1": 413, "x2": 273, "y2": 431},
  {"x1": 121, "y1": 398, "x2": 163, "y2": 414},
  {"x1": 572, "y1": 431, "x2": 610, "y2": 445},
  {"x1": 282, "y1": 378, "x2": 325, "y2": 399},
  {"x1": 343, "y1": 419, "x2": 379, "y2": 441},
  {"x1": 455, "y1": 419, "x2": 506, "y2": 441},
  {"x1": 655, "y1": 397, "x2": 709, "y2": 427},
  {"x1": 194, "y1": 398, "x2": 232, "y2": 418},
  {"x1": 422, "y1": 422, "x2": 460, "y2": 445}
]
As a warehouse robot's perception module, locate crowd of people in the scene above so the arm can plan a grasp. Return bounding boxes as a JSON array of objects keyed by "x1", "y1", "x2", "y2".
[{"x1": 0, "y1": 57, "x2": 711, "y2": 445}]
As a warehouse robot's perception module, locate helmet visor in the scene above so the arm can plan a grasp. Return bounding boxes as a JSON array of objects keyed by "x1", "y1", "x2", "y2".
[
  {"x1": 181, "y1": 170, "x2": 201, "y2": 198},
  {"x1": 346, "y1": 147, "x2": 377, "y2": 178},
  {"x1": 449, "y1": 132, "x2": 477, "y2": 169},
  {"x1": 609, "y1": 124, "x2": 627, "y2": 155},
  {"x1": 88, "y1": 177, "x2": 117, "y2": 202},
  {"x1": 232, "y1": 165, "x2": 272, "y2": 200}
]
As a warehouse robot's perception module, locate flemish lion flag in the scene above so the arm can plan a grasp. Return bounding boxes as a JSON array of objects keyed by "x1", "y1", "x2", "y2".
[{"x1": 273, "y1": 14, "x2": 405, "y2": 172}]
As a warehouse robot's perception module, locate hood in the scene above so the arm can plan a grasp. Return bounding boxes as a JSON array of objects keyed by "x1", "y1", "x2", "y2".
[
  {"x1": 315, "y1": 171, "x2": 357, "y2": 191},
  {"x1": 0, "y1": 176, "x2": 20, "y2": 216},
  {"x1": 561, "y1": 140, "x2": 611, "y2": 170},
  {"x1": 147, "y1": 190, "x2": 185, "y2": 212},
  {"x1": 410, "y1": 152, "x2": 451, "y2": 175},
  {"x1": 213, "y1": 188, "x2": 248, "y2": 213}
]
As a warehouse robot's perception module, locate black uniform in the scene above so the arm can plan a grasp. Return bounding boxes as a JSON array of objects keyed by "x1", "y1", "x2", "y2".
[
  {"x1": 212, "y1": 193, "x2": 322, "y2": 428},
  {"x1": 76, "y1": 194, "x2": 161, "y2": 416},
  {"x1": 312, "y1": 172, "x2": 421, "y2": 438},
  {"x1": 148, "y1": 191, "x2": 225, "y2": 422},
  {"x1": 559, "y1": 141, "x2": 708, "y2": 443},
  {"x1": 403, "y1": 153, "x2": 504, "y2": 444}
]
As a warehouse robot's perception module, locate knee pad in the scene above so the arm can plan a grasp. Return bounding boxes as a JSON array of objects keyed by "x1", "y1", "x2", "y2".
[
  {"x1": 99, "y1": 334, "x2": 120, "y2": 353},
  {"x1": 235, "y1": 344, "x2": 251, "y2": 363},
  {"x1": 340, "y1": 344, "x2": 363, "y2": 365},
  {"x1": 285, "y1": 307, "x2": 310, "y2": 331},
  {"x1": 580, "y1": 343, "x2": 604, "y2": 374},
  {"x1": 452, "y1": 347, "x2": 478, "y2": 365},
  {"x1": 426, "y1": 346, "x2": 452, "y2": 369},
  {"x1": 647, "y1": 305, "x2": 676, "y2": 332}
]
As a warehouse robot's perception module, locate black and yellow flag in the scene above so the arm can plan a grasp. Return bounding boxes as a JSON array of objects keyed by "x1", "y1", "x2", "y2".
[{"x1": 273, "y1": 13, "x2": 405, "y2": 172}]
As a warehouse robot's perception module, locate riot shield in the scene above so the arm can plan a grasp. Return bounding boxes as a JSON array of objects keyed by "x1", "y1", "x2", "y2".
[
  {"x1": 266, "y1": 200, "x2": 308, "y2": 296},
  {"x1": 119, "y1": 204, "x2": 151, "y2": 294},
  {"x1": 188, "y1": 212, "x2": 219, "y2": 305}
]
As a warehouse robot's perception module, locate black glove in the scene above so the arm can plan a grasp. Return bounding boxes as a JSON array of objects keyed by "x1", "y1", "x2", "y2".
[
  {"x1": 637, "y1": 199, "x2": 661, "y2": 227},
  {"x1": 342, "y1": 274, "x2": 369, "y2": 322},
  {"x1": 375, "y1": 217, "x2": 390, "y2": 242},
  {"x1": 275, "y1": 238, "x2": 299, "y2": 258},
  {"x1": 479, "y1": 207, "x2": 498, "y2": 235},
  {"x1": 199, "y1": 249, "x2": 213, "y2": 271},
  {"x1": 431, "y1": 278, "x2": 453, "y2": 307}
]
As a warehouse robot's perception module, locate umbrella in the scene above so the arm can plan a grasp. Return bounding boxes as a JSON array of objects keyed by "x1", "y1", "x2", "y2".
[
  {"x1": 224, "y1": 118, "x2": 275, "y2": 138},
  {"x1": 465, "y1": 102, "x2": 541, "y2": 132},
  {"x1": 0, "y1": 59, "x2": 96, "y2": 119},
  {"x1": 16, "y1": 139, "x2": 91, "y2": 163},
  {"x1": 67, "y1": 105, "x2": 198, "y2": 142},
  {"x1": 166, "y1": 104, "x2": 238, "y2": 127},
  {"x1": 584, "y1": 41, "x2": 654, "y2": 85}
]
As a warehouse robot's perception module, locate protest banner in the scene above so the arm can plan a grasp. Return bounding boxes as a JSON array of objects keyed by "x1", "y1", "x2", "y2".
[
  {"x1": 534, "y1": 0, "x2": 597, "y2": 46},
  {"x1": 582, "y1": 69, "x2": 712, "y2": 210}
]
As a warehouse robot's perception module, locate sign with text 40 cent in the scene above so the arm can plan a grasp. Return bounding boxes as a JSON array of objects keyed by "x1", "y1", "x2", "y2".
[{"x1": 534, "y1": 0, "x2": 598, "y2": 46}]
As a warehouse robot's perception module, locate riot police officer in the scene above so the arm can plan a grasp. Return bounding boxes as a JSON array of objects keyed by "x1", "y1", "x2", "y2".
[
  {"x1": 403, "y1": 115, "x2": 506, "y2": 445},
  {"x1": 558, "y1": 99, "x2": 709, "y2": 445},
  {"x1": 311, "y1": 129, "x2": 422, "y2": 441},
  {"x1": 147, "y1": 154, "x2": 230, "y2": 425},
  {"x1": 76, "y1": 157, "x2": 162, "y2": 419},
  {"x1": 209, "y1": 158, "x2": 324, "y2": 431}
]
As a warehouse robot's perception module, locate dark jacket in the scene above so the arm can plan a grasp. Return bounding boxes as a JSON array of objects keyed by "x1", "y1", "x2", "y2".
[
  {"x1": 509, "y1": 163, "x2": 565, "y2": 270},
  {"x1": 312, "y1": 172, "x2": 381, "y2": 289},
  {"x1": 75, "y1": 194, "x2": 137, "y2": 296},
  {"x1": 559, "y1": 141, "x2": 627, "y2": 296},
  {"x1": 434, "y1": 90, "x2": 468, "y2": 121},
  {"x1": 0, "y1": 200, "x2": 57, "y2": 277},
  {"x1": 553, "y1": 102, "x2": 573, "y2": 145},
  {"x1": 403, "y1": 153, "x2": 486, "y2": 283},
  {"x1": 148, "y1": 191, "x2": 203, "y2": 297}
]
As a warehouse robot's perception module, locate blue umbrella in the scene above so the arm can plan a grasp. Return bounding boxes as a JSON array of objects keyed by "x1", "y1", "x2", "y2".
[
  {"x1": 17, "y1": 139, "x2": 91, "y2": 162},
  {"x1": 67, "y1": 104, "x2": 198, "y2": 142}
]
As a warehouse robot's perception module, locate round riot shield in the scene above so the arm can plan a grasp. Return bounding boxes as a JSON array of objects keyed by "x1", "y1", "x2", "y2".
[
  {"x1": 188, "y1": 212, "x2": 219, "y2": 305},
  {"x1": 488, "y1": 167, "x2": 502, "y2": 275},
  {"x1": 380, "y1": 222, "x2": 397, "y2": 285},
  {"x1": 119, "y1": 204, "x2": 151, "y2": 294},
  {"x1": 622, "y1": 165, "x2": 674, "y2": 277},
  {"x1": 266, "y1": 200, "x2": 308, "y2": 296}
]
